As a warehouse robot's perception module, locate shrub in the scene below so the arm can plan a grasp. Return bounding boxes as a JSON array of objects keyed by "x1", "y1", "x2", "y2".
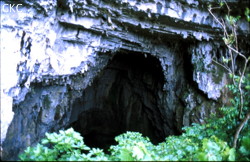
[
  {"x1": 19, "y1": 128, "x2": 108, "y2": 161},
  {"x1": 19, "y1": 127, "x2": 237, "y2": 161}
]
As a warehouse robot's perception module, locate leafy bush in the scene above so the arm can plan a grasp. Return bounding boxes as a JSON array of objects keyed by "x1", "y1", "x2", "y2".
[
  {"x1": 15, "y1": 1, "x2": 249, "y2": 161},
  {"x1": 18, "y1": 75, "x2": 250, "y2": 162},
  {"x1": 193, "y1": 136, "x2": 235, "y2": 161},
  {"x1": 109, "y1": 132, "x2": 156, "y2": 161},
  {"x1": 238, "y1": 130, "x2": 250, "y2": 161},
  {"x1": 18, "y1": 73, "x2": 249, "y2": 162},
  {"x1": 19, "y1": 127, "x2": 237, "y2": 161},
  {"x1": 109, "y1": 130, "x2": 235, "y2": 161},
  {"x1": 19, "y1": 128, "x2": 108, "y2": 161},
  {"x1": 18, "y1": 1, "x2": 249, "y2": 161},
  {"x1": 18, "y1": 74, "x2": 249, "y2": 161}
]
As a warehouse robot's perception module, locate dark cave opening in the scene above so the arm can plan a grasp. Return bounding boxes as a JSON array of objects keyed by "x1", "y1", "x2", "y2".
[{"x1": 68, "y1": 52, "x2": 170, "y2": 151}]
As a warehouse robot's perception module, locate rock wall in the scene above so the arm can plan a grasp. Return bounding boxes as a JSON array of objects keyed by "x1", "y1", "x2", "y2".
[{"x1": 1, "y1": 0, "x2": 249, "y2": 160}]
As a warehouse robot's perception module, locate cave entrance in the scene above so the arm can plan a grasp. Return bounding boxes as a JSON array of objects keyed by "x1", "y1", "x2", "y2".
[{"x1": 68, "y1": 51, "x2": 167, "y2": 151}]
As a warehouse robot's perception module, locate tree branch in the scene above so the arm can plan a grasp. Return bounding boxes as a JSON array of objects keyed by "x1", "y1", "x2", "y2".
[
  {"x1": 233, "y1": 111, "x2": 250, "y2": 148},
  {"x1": 212, "y1": 59, "x2": 232, "y2": 73}
]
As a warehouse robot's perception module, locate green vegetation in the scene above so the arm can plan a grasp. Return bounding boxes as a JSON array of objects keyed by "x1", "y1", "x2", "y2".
[
  {"x1": 208, "y1": 0, "x2": 250, "y2": 150},
  {"x1": 19, "y1": 1, "x2": 249, "y2": 161},
  {"x1": 18, "y1": 118, "x2": 248, "y2": 161},
  {"x1": 19, "y1": 73, "x2": 250, "y2": 161},
  {"x1": 19, "y1": 128, "x2": 108, "y2": 161},
  {"x1": 18, "y1": 71, "x2": 250, "y2": 161}
]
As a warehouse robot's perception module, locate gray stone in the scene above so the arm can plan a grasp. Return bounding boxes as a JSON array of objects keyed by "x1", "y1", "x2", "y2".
[{"x1": 1, "y1": 0, "x2": 249, "y2": 160}]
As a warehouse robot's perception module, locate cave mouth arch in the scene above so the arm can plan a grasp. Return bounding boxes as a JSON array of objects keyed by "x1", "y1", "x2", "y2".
[{"x1": 68, "y1": 51, "x2": 169, "y2": 151}]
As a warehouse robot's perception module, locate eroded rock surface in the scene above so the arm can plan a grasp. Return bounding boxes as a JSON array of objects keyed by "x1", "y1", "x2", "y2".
[{"x1": 1, "y1": 0, "x2": 249, "y2": 160}]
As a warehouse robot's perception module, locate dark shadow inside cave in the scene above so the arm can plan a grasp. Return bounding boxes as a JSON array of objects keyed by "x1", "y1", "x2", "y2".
[{"x1": 67, "y1": 51, "x2": 170, "y2": 151}]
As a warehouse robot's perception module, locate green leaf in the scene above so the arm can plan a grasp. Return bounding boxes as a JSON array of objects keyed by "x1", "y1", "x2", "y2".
[
  {"x1": 245, "y1": 8, "x2": 250, "y2": 22},
  {"x1": 194, "y1": 152, "x2": 208, "y2": 161},
  {"x1": 119, "y1": 149, "x2": 134, "y2": 161},
  {"x1": 220, "y1": 2, "x2": 224, "y2": 7},
  {"x1": 132, "y1": 146, "x2": 144, "y2": 160},
  {"x1": 41, "y1": 139, "x2": 49, "y2": 144},
  {"x1": 222, "y1": 56, "x2": 231, "y2": 63},
  {"x1": 228, "y1": 148, "x2": 235, "y2": 161},
  {"x1": 239, "y1": 135, "x2": 250, "y2": 156}
]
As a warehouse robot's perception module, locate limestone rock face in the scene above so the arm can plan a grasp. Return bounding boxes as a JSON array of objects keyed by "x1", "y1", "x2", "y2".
[{"x1": 1, "y1": 0, "x2": 249, "y2": 160}]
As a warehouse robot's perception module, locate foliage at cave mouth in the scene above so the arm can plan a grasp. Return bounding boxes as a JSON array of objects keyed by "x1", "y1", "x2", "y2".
[{"x1": 67, "y1": 52, "x2": 175, "y2": 150}]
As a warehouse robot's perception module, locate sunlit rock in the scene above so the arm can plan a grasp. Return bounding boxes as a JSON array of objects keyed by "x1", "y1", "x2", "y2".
[{"x1": 1, "y1": 0, "x2": 249, "y2": 160}]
